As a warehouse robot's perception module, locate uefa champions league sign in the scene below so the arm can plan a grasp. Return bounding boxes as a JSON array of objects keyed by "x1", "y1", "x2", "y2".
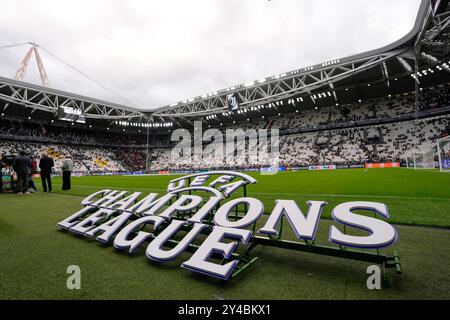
[{"x1": 57, "y1": 171, "x2": 398, "y2": 281}]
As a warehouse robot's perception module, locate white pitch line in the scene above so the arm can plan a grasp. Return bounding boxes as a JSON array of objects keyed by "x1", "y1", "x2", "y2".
[{"x1": 49, "y1": 183, "x2": 165, "y2": 192}]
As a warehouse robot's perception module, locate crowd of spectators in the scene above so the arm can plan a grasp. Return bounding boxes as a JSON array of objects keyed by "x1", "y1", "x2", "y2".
[
  {"x1": 0, "y1": 149, "x2": 73, "y2": 194},
  {"x1": 117, "y1": 149, "x2": 146, "y2": 171},
  {"x1": 0, "y1": 121, "x2": 170, "y2": 147},
  {"x1": 1, "y1": 85, "x2": 450, "y2": 174},
  {"x1": 148, "y1": 87, "x2": 450, "y2": 171}
]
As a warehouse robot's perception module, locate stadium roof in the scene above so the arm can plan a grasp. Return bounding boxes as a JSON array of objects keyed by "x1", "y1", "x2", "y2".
[{"x1": 1, "y1": 0, "x2": 449, "y2": 129}]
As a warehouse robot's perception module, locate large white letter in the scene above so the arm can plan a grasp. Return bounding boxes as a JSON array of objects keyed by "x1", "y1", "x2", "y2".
[
  {"x1": 90, "y1": 190, "x2": 128, "y2": 209},
  {"x1": 329, "y1": 202, "x2": 397, "y2": 248},
  {"x1": 57, "y1": 207, "x2": 92, "y2": 230},
  {"x1": 214, "y1": 198, "x2": 264, "y2": 229},
  {"x1": 146, "y1": 220, "x2": 207, "y2": 262},
  {"x1": 69, "y1": 208, "x2": 116, "y2": 235},
  {"x1": 85, "y1": 211, "x2": 133, "y2": 243},
  {"x1": 106, "y1": 192, "x2": 142, "y2": 211},
  {"x1": 181, "y1": 226, "x2": 252, "y2": 280},
  {"x1": 158, "y1": 195, "x2": 203, "y2": 220},
  {"x1": 81, "y1": 189, "x2": 112, "y2": 206},
  {"x1": 258, "y1": 200, "x2": 326, "y2": 240},
  {"x1": 126, "y1": 193, "x2": 176, "y2": 215},
  {"x1": 187, "y1": 196, "x2": 222, "y2": 224},
  {"x1": 113, "y1": 216, "x2": 165, "y2": 253}
]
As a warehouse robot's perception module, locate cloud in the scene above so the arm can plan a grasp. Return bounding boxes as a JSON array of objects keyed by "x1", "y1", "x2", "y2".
[{"x1": 0, "y1": 0, "x2": 422, "y2": 109}]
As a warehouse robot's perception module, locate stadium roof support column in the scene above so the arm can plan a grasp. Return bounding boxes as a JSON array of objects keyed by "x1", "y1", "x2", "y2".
[
  {"x1": 414, "y1": 51, "x2": 420, "y2": 119},
  {"x1": 145, "y1": 122, "x2": 150, "y2": 173},
  {"x1": 381, "y1": 62, "x2": 390, "y2": 89},
  {"x1": 413, "y1": 2, "x2": 433, "y2": 119}
]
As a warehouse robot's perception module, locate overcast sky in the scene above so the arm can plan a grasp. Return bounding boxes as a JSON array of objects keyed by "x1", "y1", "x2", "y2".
[{"x1": 0, "y1": 0, "x2": 422, "y2": 110}]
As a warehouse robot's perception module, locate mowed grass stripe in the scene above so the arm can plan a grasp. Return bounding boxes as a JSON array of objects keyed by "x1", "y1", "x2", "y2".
[
  {"x1": 48, "y1": 183, "x2": 450, "y2": 202},
  {"x1": 46, "y1": 168, "x2": 450, "y2": 198},
  {"x1": 1, "y1": 192, "x2": 450, "y2": 299},
  {"x1": 28, "y1": 168, "x2": 450, "y2": 227}
]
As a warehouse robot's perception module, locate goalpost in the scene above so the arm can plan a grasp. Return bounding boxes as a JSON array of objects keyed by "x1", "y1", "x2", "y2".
[
  {"x1": 437, "y1": 136, "x2": 450, "y2": 173},
  {"x1": 405, "y1": 148, "x2": 437, "y2": 170}
]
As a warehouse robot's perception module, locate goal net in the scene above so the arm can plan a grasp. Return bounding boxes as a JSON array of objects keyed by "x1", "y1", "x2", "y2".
[
  {"x1": 405, "y1": 148, "x2": 437, "y2": 170},
  {"x1": 437, "y1": 136, "x2": 450, "y2": 172}
]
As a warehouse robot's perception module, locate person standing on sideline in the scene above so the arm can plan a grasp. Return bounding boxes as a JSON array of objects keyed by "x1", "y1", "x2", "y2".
[
  {"x1": 61, "y1": 155, "x2": 73, "y2": 191},
  {"x1": 39, "y1": 153, "x2": 54, "y2": 192},
  {"x1": 12, "y1": 150, "x2": 31, "y2": 195},
  {"x1": 27, "y1": 157, "x2": 37, "y2": 193}
]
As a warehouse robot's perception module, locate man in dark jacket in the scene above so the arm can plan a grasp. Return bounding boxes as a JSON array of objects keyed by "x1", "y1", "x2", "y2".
[
  {"x1": 39, "y1": 153, "x2": 54, "y2": 192},
  {"x1": 12, "y1": 150, "x2": 31, "y2": 195}
]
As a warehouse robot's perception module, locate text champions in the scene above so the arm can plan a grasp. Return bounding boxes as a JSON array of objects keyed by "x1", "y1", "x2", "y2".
[{"x1": 57, "y1": 171, "x2": 398, "y2": 280}]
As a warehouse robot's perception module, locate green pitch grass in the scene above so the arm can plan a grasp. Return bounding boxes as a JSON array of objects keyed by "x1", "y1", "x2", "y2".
[{"x1": 0, "y1": 168, "x2": 449, "y2": 299}]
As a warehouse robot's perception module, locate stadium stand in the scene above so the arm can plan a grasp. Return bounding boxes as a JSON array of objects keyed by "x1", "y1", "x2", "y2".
[
  {"x1": 0, "y1": 142, "x2": 126, "y2": 174},
  {"x1": 147, "y1": 86, "x2": 450, "y2": 171},
  {"x1": 1, "y1": 86, "x2": 449, "y2": 173}
]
